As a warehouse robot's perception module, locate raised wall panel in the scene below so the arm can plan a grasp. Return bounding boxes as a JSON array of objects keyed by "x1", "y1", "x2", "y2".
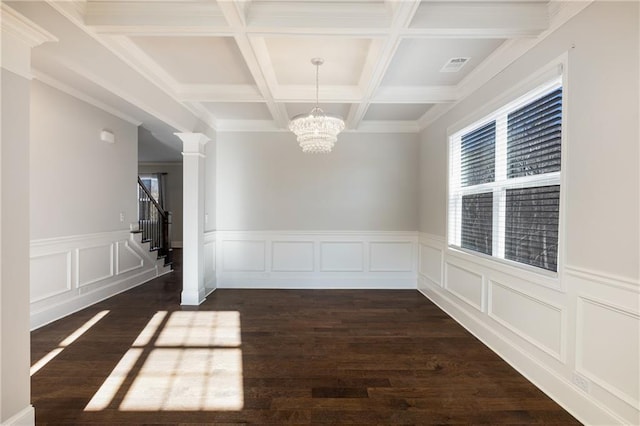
[
  {"x1": 369, "y1": 242, "x2": 413, "y2": 272},
  {"x1": 445, "y1": 262, "x2": 484, "y2": 311},
  {"x1": 489, "y1": 281, "x2": 562, "y2": 359},
  {"x1": 222, "y1": 240, "x2": 266, "y2": 272},
  {"x1": 116, "y1": 241, "x2": 144, "y2": 274},
  {"x1": 577, "y1": 296, "x2": 640, "y2": 407},
  {"x1": 272, "y1": 241, "x2": 314, "y2": 272},
  {"x1": 30, "y1": 252, "x2": 72, "y2": 303},
  {"x1": 320, "y1": 242, "x2": 364, "y2": 272},
  {"x1": 420, "y1": 244, "x2": 442, "y2": 285},
  {"x1": 204, "y1": 241, "x2": 216, "y2": 277},
  {"x1": 77, "y1": 244, "x2": 114, "y2": 287}
]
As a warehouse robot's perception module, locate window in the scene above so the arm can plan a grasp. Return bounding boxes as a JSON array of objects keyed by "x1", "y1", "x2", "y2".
[{"x1": 448, "y1": 78, "x2": 563, "y2": 272}]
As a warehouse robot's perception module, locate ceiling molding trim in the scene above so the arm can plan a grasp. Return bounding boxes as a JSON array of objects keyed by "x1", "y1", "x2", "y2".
[
  {"x1": 1, "y1": 3, "x2": 58, "y2": 47},
  {"x1": 33, "y1": 70, "x2": 143, "y2": 126},
  {"x1": 215, "y1": 118, "x2": 420, "y2": 134}
]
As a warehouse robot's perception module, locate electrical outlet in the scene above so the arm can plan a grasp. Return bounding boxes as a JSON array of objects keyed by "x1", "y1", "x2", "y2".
[
  {"x1": 572, "y1": 372, "x2": 590, "y2": 393},
  {"x1": 119, "y1": 212, "x2": 125, "y2": 222}
]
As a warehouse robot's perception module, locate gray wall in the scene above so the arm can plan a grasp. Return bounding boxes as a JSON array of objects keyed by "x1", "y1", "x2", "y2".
[
  {"x1": 419, "y1": 1, "x2": 639, "y2": 280},
  {"x1": 138, "y1": 163, "x2": 184, "y2": 244},
  {"x1": 216, "y1": 131, "x2": 419, "y2": 231},
  {"x1": 30, "y1": 80, "x2": 138, "y2": 240}
]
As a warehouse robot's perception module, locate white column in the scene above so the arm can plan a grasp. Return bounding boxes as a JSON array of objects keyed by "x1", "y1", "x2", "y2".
[
  {"x1": 176, "y1": 132, "x2": 210, "y2": 306},
  {"x1": 1, "y1": 4, "x2": 56, "y2": 424}
]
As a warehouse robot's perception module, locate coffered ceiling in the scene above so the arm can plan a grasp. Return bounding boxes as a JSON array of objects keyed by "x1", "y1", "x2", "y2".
[{"x1": 6, "y1": 0, "x2": 588, "y2": 157}]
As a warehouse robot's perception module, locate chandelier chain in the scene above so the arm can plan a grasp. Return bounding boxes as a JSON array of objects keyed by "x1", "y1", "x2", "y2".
[{"x1": 315, "y1": 61, "x2": 320, "y2": 109}]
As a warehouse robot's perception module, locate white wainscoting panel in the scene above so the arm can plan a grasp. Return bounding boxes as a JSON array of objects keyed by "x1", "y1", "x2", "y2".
[
  {"x1": 116, "y1": 240, "x2": 144, "y2": 275},
  {"x1": 222, "y1": 240, "x2": 266, "y2": 272},
  {"x1": 321, "y1": 242, "x2": 364, "y2": 272},
  {"x1": 272, "y1": 241, "x2": 314, "y2": 272},
  {"x1": 30, "y1": 230, "x2": 170, "y2": 329},
  {"x1": 77, "y1": 244, "x2": 114, "y2": 287},
  {"x1": 369, "y1": 242, "x2": 413, "y2": 272},
  {"x1": 576, "y1": 296, "x2": 639, "y2": 408},
  {"x1": 444, "y1": 261, "x2": 484, "y2": 311},
  {"x1": 419, "y1": 243, "x2": 443, "y2": 286},
  {"x1": 204, "y1": 232, "x2": 216, "y2": 290},
  {"x1": 30, "y1": 251, "x2": 72, "y2": 303},
  {"x1": 489, "y1": 280, "x2": 563, "y2": 360},
  {"x1": 216, "y1": 231, "x2": 418, "y2": 289}
]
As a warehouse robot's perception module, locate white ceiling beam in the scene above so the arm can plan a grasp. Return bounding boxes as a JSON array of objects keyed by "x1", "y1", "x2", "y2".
[
  {"x1": 84, "y1": 1, "x2": 230, "y2": 33},
  {"x1": 245, "y1": 1, "x2": 390, "y2": 29},
  {"x1": 409, "y1": 2, "x2": 548, "y2": 37},
  {"x1": 346, "y1": 0, "x2": 422, "y2": 129},
  {"x1": 273, "y1": 85, "x2": 363, "y2": 103},
  {"x1": 217, "y1": 0, "x2": 289, "y2": 128},
  {"x1": 373, "y1": 86, "x2": 458, "y2": 104},
  {"x1": 177, "y1": 84, "x2": 264, "y2": 102}
]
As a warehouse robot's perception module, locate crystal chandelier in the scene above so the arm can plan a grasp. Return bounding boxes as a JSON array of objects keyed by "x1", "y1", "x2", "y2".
[{"x1": 288, "y1": 58, "x2": 345, "y2": 153}]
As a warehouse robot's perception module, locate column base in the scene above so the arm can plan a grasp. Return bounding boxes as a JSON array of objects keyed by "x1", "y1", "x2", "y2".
[{"x1": 180, "y1": 289, "x2": 206, "y2": 306}]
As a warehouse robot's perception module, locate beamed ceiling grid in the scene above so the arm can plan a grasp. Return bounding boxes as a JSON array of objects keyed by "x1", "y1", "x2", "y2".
[{"x1": 13, "y1": 0, "x2": 591, "y2": 145}]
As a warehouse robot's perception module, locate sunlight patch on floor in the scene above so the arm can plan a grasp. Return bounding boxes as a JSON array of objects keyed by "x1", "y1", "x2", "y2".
[
  {"x1": 31, "y1": 310, "x2": 110, "y2": 376},
  {"x1": 120, "y1": 348, "x2": 243, "y2": 411},
  {"x1": 84, "y1": 349, "x2": 144, "y2": 411},
  {"x1": 84, "y1": 310, "x2": 244, "y2": 412}
]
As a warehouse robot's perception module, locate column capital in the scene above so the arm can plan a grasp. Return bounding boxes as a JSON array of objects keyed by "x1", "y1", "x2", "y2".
[
  {"x1": 175, "y1": 132, "x2": 210, "y2": 157},
  {"x1": 1, "y1": 4, "x2": 57, "y2": 78}
]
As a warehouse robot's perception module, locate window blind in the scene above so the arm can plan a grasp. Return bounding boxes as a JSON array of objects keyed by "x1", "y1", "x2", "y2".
[
  {"x1": 448, "y1": 78, "x2": 563, "y2": 273},
  {"x1": 461, "y1": 122, "x2": 496, "y2": 186},
  {"x1": 505, "y1": 185, "x2": 560, "y2": 271},
  {"x1": 507, "y1": 88, "x2": 563, "y2": 178},
  {"x1": 461, "y1": 192, "x2": 493, "y2": 255}
]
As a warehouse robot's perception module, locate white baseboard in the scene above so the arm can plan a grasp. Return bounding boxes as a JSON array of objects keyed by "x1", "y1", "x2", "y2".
[{"x1": 3, "y1": 405, "x2": 35, "y2": 425}]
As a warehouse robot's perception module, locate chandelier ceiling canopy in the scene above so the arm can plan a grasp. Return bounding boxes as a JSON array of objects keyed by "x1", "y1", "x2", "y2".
[{"x1": 288, "y1": 58, "x2": 345, "y2": 154}]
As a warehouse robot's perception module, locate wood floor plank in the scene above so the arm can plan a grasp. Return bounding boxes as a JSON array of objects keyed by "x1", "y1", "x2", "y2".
[{"x1": 31, "y1": 249, "x2": 580, "y2": 424}]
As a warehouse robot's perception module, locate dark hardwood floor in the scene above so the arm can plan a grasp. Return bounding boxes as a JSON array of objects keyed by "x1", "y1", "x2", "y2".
[{"x1": 31, "y1": 249, "x2": 580, "y2": 425}]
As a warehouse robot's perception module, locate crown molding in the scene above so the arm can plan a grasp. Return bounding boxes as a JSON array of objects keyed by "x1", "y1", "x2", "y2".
[
  {"x1": 1, "y1": 3, "x2": 58, "y2": 78},
  {"x1": 1, "y1": 3, "x2": 58, "y2": 47}
]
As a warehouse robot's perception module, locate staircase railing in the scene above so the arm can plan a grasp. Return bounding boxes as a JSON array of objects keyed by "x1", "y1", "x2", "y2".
[{"x1": 137, "y1": 177, "x2": 172, "y2": 264}]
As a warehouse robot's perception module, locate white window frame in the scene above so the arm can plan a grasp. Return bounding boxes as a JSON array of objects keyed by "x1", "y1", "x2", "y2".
[{"x1": 447, "y1": 66, "x2": 566, "y2": 279}]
